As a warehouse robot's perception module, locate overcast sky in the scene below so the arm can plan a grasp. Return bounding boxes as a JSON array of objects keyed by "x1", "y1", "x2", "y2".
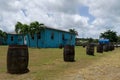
[{"x1": 0, "y1": 0, "x2": 120, "y2": 38}]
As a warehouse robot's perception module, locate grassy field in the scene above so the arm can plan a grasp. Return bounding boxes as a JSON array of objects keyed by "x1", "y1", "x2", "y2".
[{"x1": 0, "y1": 46, "x2": 118, "y2": 80}]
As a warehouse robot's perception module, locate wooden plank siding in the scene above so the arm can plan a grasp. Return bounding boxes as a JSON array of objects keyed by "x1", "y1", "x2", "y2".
[{"x1": 5, "y1": 27, "x2": 75, "y2": 48}]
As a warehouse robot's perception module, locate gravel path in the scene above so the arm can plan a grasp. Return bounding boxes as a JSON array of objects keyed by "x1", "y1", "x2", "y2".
[{"x1": 57, "y1": 49, "x2": 120, "y2": 80}]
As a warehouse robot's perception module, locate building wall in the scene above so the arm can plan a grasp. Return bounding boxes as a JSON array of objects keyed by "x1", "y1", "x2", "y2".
[
  {"x1": 26, "y1": 34, "x2": 35, "y2": 47},
  {"x1": 2, "y1": 28, "x2": 75, "y2": 47},
  {"x1": 7, "y1": 34, "x2": 24, "y2": 45},
  {"x1": 43, "y1": 28, "x2": 75, "y2": 48},
  {"x1": 37, "y1": 30, "x2": 46, "y2": 48},
  {"x1": 0, "y1": 37, "x2": 3, "y2": 45},
  {"x1": 26, "y1": 30, "x2": 46, "y2": 48},
  {"x1": 44, "y1": 29, "x2": 59, "y2": 48},
  {"x1": 26, "y1": 28, "x2": 76, "y2": 48}
]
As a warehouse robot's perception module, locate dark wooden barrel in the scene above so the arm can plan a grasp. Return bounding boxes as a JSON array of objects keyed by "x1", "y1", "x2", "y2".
[
  {"x1": 82, "y1": 44, "x2": 86, "y2": 48},
  {"x1": 86, "y1": 43, "x2": 94, "y2": 56},
  {"x1": 97, "y1": 44, "x2": 103, "y2": 53},
  {"x1": 112, "y1": 43, "x2": 115, "y2": 50},
  {"x1": 59, "y1": 44, "x2": 63, "y2": 49},
  {"x1": 108, "y1": 43, "x2": 112, "y2": 51},
  {"x1": 115, "y1": 43, "x2": 118, "y2": 48},
  {"x1": 103, "y1": 44, "x2": 109, "y2": 52},
  {"x1": 83, "y1": 45, "x2": 86, "y2": 48},
  {"x1": 109, "y1": 43, "x2": 115, "y2": 51},
  {"x1": 7, "y1": 45, "x2": 29, "y2": 74},
  {"x1": 63, "y1": 45, "x2": 75, "y2": 62}
]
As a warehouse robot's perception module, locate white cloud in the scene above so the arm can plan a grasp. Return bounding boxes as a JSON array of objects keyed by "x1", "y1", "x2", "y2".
[
  {"x1": 81, "y1": 0, "x2": 120, "y2": 37},
  {"x1": 0, "y1": 0, "x2": 120, "y2": 38}
]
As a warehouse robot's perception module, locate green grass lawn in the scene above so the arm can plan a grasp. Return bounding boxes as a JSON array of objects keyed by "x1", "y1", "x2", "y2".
[{"x1": 0, "y1": 46, "x2": 119, "y2": 80}]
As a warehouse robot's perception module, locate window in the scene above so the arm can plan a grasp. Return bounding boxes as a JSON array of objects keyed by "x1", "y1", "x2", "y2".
[
  {"x1": 51, "y1": 32, "x2": 54, "y2": 40},
  {"x1": 62, "y1": 34, "x2": 65, "y2": 40},
  {"x1": 11, "y1": 36, "x2": 13, "y2": 41},
  {"x1": 37, "y1": 32, "x2": 41, "y2": 39}
]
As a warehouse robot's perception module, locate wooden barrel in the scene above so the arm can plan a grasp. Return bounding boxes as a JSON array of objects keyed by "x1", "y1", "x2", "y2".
[
  {"x1": 109, "y1": 43, "x2": 115, "y2": 51},
  {"x1": 97, "y1": 44, "x2": 103, "y2": 53},
  {"x1": 115, "y1": 43, "x2": 118, "y2": 48},
  {"x1": 112, "y1": 43, "x2": 115, "y2": 50},
  {"x1": 108, "y1": 43, "x2": 112, "y2": 51},
  {"x1": 86, "y1": 43, "x2": 94, "y2": 56},
  {"x1": 63, "y1": 45, "x2": 75, "y2": 62},
  {"x1": 82, "y1": 44, "x2": 86, "y2": 48},
  {"x1": 103, "y1": 44, "x2": 109, "y2": 52},
  {"x1": 59, "y1": 44, "x2": 63, "y2": 49},
  {"x1": 7, "y1": 45, "x2": 29, "y2": 74}
]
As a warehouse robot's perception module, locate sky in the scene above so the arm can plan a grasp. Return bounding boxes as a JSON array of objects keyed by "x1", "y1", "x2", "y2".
[{"x1": 0, "y1": 0, "x2": 120, "y2": 39}]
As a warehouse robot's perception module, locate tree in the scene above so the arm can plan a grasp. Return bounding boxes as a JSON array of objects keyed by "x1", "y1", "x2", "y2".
[
  {"x1": 29, "y1": 21, "x2": 45, "y2": 48},
  {"x1": 88, "y1": 38, "x2": 94, "y2": 43},
  {"x1": 0, "y1": 30, "x2": 3, "y2": 37},
  {"x1": 117, "y1": 35, "x2": 120, "y2": 42},
  {"x1": 2, "y1": 32, "x2": 7, "y2": 40},
  {"x1": 15, "y1": 21, "x2": 45, "y2": 47},
  {"x1": 0, "y1": 30, "x2": 7, "y2": 38},
  {"x1": 15, "y1": 22, "x2": 30, "y2": 45},
  {"x1": 69, "y1": 28, "x2": 78, "y2": 35},
  {"x1": 22, "y1": 24, "x2": 31, "y2": 46},
  {"x1": 15, "y1": 22, "x2": 23, "y2": 34},
  {"x1": 0, "y1": 30, "x2": 7, "y2": 44},
  {"x1": 100, "y1": 30, "x2": 118, "y2": 42}
]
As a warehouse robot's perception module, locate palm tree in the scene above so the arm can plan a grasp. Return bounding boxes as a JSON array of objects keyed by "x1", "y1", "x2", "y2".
[
  {"x1": 0, "y1": 30, "x2": 2, "y2": 37},
  {"x1": 69, "y1": 29, "x2": 78, "y2": 35},
  {"x1": 36, "y1": 23, "x2": 45, "y2": 48},
  {"x1": 15, "y1": 21, "x2": 45, "y2": 47},
  {"x1": 2, "y1": 31, "x2": 7, "y2": 39},
  {"x1": 15, "y1": 22, "x2": 24, "y2": 44},
  {"x1": 30, "y1": 21, "x2": 45, "y2": 48},
  {"x1": 0, "y1": 30, "x2": 3, "y2": 43},
  {"x1": 0, "y1": 30, "x2": 7, "y2": 44},
  {"x1": 15, "y1": 22, "x2": 23, "y2": 34},
  {"x1": 21, "y1": 24, "x2": 30, "y2": 45},
  {"x1": 15, "y1": 22, "x2": 31, "y2": 45}
]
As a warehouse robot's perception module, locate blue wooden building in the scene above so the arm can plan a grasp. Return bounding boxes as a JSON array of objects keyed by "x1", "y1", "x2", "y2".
[
  {"x1": 5, "y1": 27, "x2": 76, "y2": 48},
  {"x1": 0, "y1": 37, "x2": 3, "y2": 45},
  {"x1": 26, "y1": 27, "x2": 76, "y2": 48},
  {"x1": 0, "y1": 37, "x2": 7, "y2": 45},
  {"x1": 6, "y1": 34, "x2": 24, "y2": 45}
]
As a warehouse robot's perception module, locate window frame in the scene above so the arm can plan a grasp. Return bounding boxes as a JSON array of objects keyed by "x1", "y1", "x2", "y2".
[{"x1": 11, "y1": 36, "x2": 14, "y2": 41}]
